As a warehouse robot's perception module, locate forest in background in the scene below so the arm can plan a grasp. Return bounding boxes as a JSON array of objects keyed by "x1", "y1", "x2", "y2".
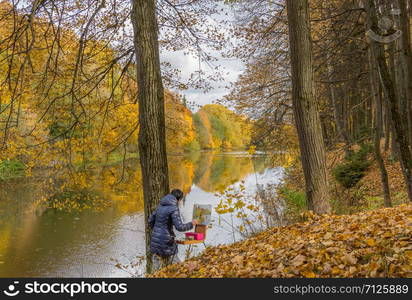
[
  {"x1": 0, "y1": 0, "x2": 412, "y2": 277},
  {"x1": 0, "y1": 1, "x2": 252, "y2": 182},
  {"x1": 221, "y1": 0, "x2": 412, "y2": 214}
]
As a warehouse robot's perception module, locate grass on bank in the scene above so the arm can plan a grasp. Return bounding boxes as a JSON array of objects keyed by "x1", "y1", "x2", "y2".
[{"x1": 0, "y1": 159, "x2": 25, "y2": 180}]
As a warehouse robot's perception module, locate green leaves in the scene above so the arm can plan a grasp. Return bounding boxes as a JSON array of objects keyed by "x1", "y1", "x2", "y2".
[
  {"x1": 0, "y1": 159, "x2": 25, "y2": 180},
  {"x1": 333, "y1": 144, "x2": 372, "y2": 188}
]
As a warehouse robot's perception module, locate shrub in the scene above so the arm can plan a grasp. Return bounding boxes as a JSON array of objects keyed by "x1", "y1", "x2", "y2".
[
  {"x1": 184, "y1": 139, "x2": 201, "y2": 152},
  {"x1": 333, "y1": 144, "x2": 372, "y2": 188},
  {"x1": 333, "y1": 161, "x2": 369, "y2": 188}
]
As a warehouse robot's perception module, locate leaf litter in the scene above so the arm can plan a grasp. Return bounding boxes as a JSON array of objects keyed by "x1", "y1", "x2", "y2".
[{"x1": 151, "y1": 204, "x2": 412, "y2": 278}]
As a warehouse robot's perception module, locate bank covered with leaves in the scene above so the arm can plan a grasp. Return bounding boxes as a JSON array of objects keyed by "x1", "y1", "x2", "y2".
[{"x1": 152, "y1": 204, "x2": 412, "y2": 278}]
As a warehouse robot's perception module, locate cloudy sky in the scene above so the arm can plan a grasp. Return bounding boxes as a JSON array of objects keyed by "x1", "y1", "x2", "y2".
[
  {"x1": 159, "y1": 5, "x2": 244, "y2": 110},
  {"x1": 160, "y1": 50, "x2": 244, "y2": 109}
]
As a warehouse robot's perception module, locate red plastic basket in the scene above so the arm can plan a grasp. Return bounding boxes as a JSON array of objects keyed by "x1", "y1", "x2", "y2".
[{"x1": 185, "y1": 232, "x2": 205, "y2": 240}]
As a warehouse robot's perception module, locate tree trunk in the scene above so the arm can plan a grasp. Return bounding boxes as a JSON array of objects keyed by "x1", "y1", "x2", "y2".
[
  {"x1": 384, "y1": 97, "x2": 391, "y2": 152},
  {"x1": 286, "y1": 0, "x2": 331, "y2": 214},
  {"x1": 365, "y1": 0, "x2": 412, "y2": 202},
  {"x1": 131, "y1": 0, "x2": 170, "y2": 274},
  {"x1": 398, "y1": 0, "x2": 412, "y2": 150},
  {"x1": 392, "y1": 4, "x2": 411, "y2": 157},
  {"x1": 387, "y1": 42, "x2": 400, "y2": 160},
  {"x1": 327, "y1": 53, "x2": 350, "y2": 146},
  {"x1": 374, "y1": 104, "x2": 392, "y2": 207},
  {"x1": 368, "y1": 40, "x2": 392, "y2": 207}
]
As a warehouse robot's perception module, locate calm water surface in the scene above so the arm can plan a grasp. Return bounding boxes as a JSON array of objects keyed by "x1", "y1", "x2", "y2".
[{"x1": 0, "y1": 152, "x2": 283, "y2": 277}]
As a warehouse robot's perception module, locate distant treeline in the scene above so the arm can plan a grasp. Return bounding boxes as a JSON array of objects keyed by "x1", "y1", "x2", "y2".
[
  {"x1": 167, "y1": 97, "x2": 252, "y2": 153},
  {"x1": 0, "y1": 1, "x2": 251, "y2": 174}
]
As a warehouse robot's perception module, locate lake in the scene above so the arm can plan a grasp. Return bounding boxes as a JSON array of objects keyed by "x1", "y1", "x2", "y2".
[{"x1": 0, "y1": 152, "x2": 284, "y2": 277}]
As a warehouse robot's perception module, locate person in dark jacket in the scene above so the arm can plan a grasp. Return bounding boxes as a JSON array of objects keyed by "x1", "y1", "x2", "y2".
[{"x1": 148, "y1": 189, "x2": 198, "y2": 266}]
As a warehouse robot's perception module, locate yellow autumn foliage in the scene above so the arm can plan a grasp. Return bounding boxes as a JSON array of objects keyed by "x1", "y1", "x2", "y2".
[
  {"x1": 0, "y1": 2, "x2": 252, "y2": 186},
  {"x1": 193, "y1": 104, "x2": 252, "y2": 151},
  {"x1": 152, "y1": 204, "x2": 412, "y2": 278}
]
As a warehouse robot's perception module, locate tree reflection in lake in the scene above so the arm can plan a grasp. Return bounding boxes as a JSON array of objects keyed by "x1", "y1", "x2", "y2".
[{"x1": 0, "y1": 152, "x2": 281, "y2": 277}]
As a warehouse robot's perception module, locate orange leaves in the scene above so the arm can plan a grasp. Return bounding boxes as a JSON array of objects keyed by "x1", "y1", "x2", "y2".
[
  {"x1": 291, "y1": 254, "x2": 306, "y2": 267},
  {"x1": 231, "y1": 255, "x2": 244, "y2": 267},
  {"x1": 301, "y1": 270, "x2": 316, "y2": 278},
  {"x1": 186, "y1": 261, "x2": 199, "y2": 272},
  {"x1": 152, "y1": 204, "x2": 412, "y2": 278},
  {"x1": 342, "y1": 253, "x2": 358, "y2": 265},
  {"x1": 165, "y1": 91, "x2": 197, "y2": 152},
  {"x1": 366, "y1": 238, "x2": 376, "y2": 247},
  {"x1": 405, "y1": 251, "x2": 412, "y2": 261}
]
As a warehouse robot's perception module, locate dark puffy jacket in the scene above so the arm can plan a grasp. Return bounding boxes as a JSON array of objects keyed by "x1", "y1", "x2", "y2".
[{"x1": 148, "y1": 194, "x2": 193, "y2": 257}]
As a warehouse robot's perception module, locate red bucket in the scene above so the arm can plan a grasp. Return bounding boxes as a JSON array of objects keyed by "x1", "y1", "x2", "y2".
[{"x1": 185, "y1": 232, "x2": 205, "y2": 240}]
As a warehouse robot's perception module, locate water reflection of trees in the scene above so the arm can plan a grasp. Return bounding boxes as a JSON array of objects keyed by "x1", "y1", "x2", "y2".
[
  {"x1": 32, "y1": 152, "x2": 271, "y2": 213},
  {"x1": 0, "y1": 153, "x2": 273, "y2": 276},
  {"x1": 101, "y1": 152, "x2": 265, "y2": 208}
]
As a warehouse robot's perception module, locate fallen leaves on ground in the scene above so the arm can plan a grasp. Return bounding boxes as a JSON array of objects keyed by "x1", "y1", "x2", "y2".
[
  {"x1": 151, "y1": 204, "x2": 412, "y2": 278},
  {"x1": 362, "y1": 155, "x2": 406, "y2": 198}
]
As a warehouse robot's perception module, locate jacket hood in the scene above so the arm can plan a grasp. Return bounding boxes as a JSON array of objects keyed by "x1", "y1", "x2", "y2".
[{"x1": 160, "y1": 194, "x2": 178, "y2": 206}]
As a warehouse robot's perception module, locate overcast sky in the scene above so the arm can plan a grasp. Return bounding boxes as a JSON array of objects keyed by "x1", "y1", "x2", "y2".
[
  {"x1": 160, "y1": 50, "x2": 244, "y2": 109},
  {"x1": 159, "y1": 5, "x2": 244, "y2": 110}
]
